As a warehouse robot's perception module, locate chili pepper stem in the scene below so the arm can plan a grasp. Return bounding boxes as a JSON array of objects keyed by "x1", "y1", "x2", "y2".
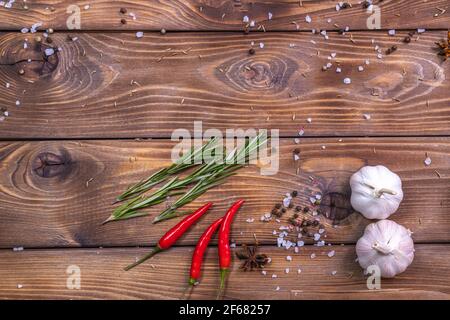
[
  {"x1": 216, "y1": 268, "x2": 228, "y2": 300},
  {"x1": 124, "y1": 246, "x2": 163, "y2": 271}
]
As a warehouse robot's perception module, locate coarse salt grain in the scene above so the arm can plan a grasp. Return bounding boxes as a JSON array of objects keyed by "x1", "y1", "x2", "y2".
[
  {"x1": 259, "y1": 42, "x2": 264, "y2": 49},
  {"x1": 44, "y1": 48, "x2": 54, "y2": 56},
  {"x1": 275, "y1": 286, "x2": 280, "y2": 291},
  {"x1": 285, "y1": 268, "x2": 290, "y2": 274},
  {"x1": 297, "y1": 268, "x2": 302, "y2": 274},
  {"x1": 336, "y1": 67, "x2": 342, "y2": 73},
  {"x1": 136, "y1": 31, "x2": 144, "y2": 38},
  {"x1": 268, "y1": 12, "x2": 273, "y2": 20},
  {"x1": 327, "y1": 250, "x2": 336, "y2": 258},
  {"x1": 15, "y1": 100, "x2": 20, "y2": 106},
  {"x1": 358, "y1": 66, "x2": 364, "y2": 72},
  {"x1": 272, "y1": 274, "x2": 277, "y2": 278},
  {"x1": 363, "y1": 114, "x2": 371, "y2": 120},
  {"x1": 331, "y1": 270, "x2": 337, "y2": 275},
  {"x1": 286, "y1": 255, "x2": 292, "y2": 261},
  {"x1": 261, "y1": 270, "x2": 267, "y2": 276},
  {"x1": 310, "y1": 253, "x2": 316, "y2": 259},
  {"x1": 305, "y1": 15, "x2": 312, "y2": 23},
  {"x1": 388, "y1": 29, "x2": 396, "y2": 36},
  {"x1": 243, "y1": 15, "x2": 249, "y2": 23},
  {"x1": 424, "y1": 156, "x2": 432, "y2": 166},
  {"x1": 17, "y1": 284, "x2": 23, "y2": 289},
  {"x1": 343, "y1": 78, "x2": 351, "y2": 85},
  {"x1": 13, "y1": 247, "x2": 24, "y2": 251}
]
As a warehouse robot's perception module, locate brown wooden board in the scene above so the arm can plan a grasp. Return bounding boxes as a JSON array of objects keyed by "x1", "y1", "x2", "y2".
[
  {"x1": 0, "y1": 138, "x2": 448, "y2": 248},
  {"x1": 0, "y1": 31, "x2": 449, "y2": 139},
  {"x1": 0, "y1": 245, "x2": 449, "y2": 299},
  {"x1": 0, "y1": 0, "x2": 449, "y2": 31}
]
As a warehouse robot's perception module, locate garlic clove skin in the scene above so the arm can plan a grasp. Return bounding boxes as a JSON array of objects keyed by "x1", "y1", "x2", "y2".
[
  {"x1": 350, "y1": 165, "x2": 403, "y2": 220},
  {"x1": 356, "y1": 220, "x2": 414, "y2": 278}
]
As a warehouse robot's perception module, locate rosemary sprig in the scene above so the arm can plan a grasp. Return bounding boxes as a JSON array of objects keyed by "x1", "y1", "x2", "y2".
[
  {"x1": 109, "y1": 132, "x2": 268, "y2": 224},
  {"x1": 115, "y1": 138, "x2": 220, "y2": 202}
]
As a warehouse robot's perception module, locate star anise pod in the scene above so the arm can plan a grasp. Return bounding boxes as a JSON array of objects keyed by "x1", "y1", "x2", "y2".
[{"x1": 235, "y1": 243, "x2": 270, "y2": 271}]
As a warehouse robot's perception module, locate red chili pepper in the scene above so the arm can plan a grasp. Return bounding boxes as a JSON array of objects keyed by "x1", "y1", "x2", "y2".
[
  {"x1": 189, "y1": 217, "x2": 224, "y2": 286},
  {"x1": 124, "y1": 202, "x2": 213, "y2": 271},
  {"x1": 217, "y1": 200, "x2": 245, "y2": 298}
]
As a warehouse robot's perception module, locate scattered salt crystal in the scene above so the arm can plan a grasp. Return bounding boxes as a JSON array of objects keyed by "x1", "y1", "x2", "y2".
[
  {"x1": 259, "y1": 42, "x2": 264, "y2": 49},
  {"x1": 44, "y1": 48, "x2": 55, "y2": 56},
  {"x1": 136, "y1": 31, "x2": 144, "y2": 38},
  {"x1": 317, "y1": 240, "x2": 326, "y2": 247},
  {"x1": 327, "y1": 250, "x2": 336, "y2": 258},
  {"x1": 285, "y1": 268, "x2": 290, "y2": 274},
  {"x1": 298, "y1": 128, "x2": 305, "y2": 136},
  {"x1": 243, "y1": 15, "x2": 249, "y2": 23},
  {"x1": 250, "y1": 20, "x2": 255, "y2": 27},
  {"x1": 331, "y1": 270, "x2": 337, "y2": 275},
  {"x1": 377, "y1": 53, "x2": 383, "y2": 59},
  {"x1": 21, "y1": 28, "x2": 29, "y2": 34},
  {"x1": 305, "y1": 15, "x2": 312, "y2": 23},
  {"x1": 335, "y1": 4, "x2": 340, "y2": 11},
  {"x1": 272, "y1": 274, "x2": 277, "y2": 278},
  {"x1": 261, "y1": 270, "x2": 267, "y2": 276},
  {"x1": 336, "y1": 67, "x2": 342, "y2": 73},
  {"x1": 275, "y1": 286, "x2": 280, "y2": 291},
  {"x1": 343, "y1": 78, "x2": 351, "y2": 85},
  {"x1": 297, "y1": 268, "x2": 302, "y2": 274},
  {"x1": 129, "y1": 12, "x2": 137, "y2": 20},
  {"x1": 293, "y1": 154, "x2": 300, "y2": 161},
  {"x1": 13, "y1": 247, "x2": 24, "y2": 252},
  {"x1": 424, "y1": 156, "x2": 432, "y2": 166},
  {"x1": 17, "y1": 284, "x2": 23, "y2": 289},
  {"x1": 314, "y1": 233, "x2": 321, "y2": 241},
  {"x1": 84, "y1": 4, "x2": 90, "y2": 10},
  {"x1": 294, "y1": 247, "x2": 299, "y2": 253},
  {"x1": 15, "y1": 100, "x2": 20, "y2": 106},
  {"x1": 268, "y1": 12, "x2": 273, "y2": 20},
  {"x1": 310, "y1": 253, "x2": 316, "y2": 259},
  {"x1": 358, "y1": 66, "x2": 364, "y2": 72},
  {"x1": 417, "y1": 28, "x2": 426, "y2": 33},
  {"x1": 363, "y1": 114, "x2": 371, "y2": 120},
  {"x1": 294, "y1": 138, "x2": 300, "y2": 144},
  {"x1": 286, "y1": 255, "x2": 292, "y2": 262},
  {"x1": 318, "y1": 229, "x2": 325, "y2": 234},
  {"x1": 326, "y1": 62, "x2": 332, "y2": 69},
  {"x1": 331, "y1": 52, "x2": 337, "y2": 58},
  {"x1": 388, "y1": 29, "x2": 396, "y2": 36},
  {"x1": 272, "y1": 230, "x2": 277, "y2": 235},
  {"x1": 306, "y1": 117, "x2": 312, "y2": 123},
  {"x1": 230, "y1": 243, "x2": 236, "y2": 248},
  {"x1": 246, "y1": 218, "x2": 254, "y2": 223},
  {"x1": 365, "y1": 59, "x2": 370, "y2": 65},
  {"x1": 297, "y1": 241, "x2": 304, "y2": 247},
  {"x1": 6, "y1": 83, "x2": 10, "y2": 88}
]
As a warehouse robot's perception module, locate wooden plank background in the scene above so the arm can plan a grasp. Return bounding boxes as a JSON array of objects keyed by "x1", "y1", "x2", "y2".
[
  {"x1": 0, "y1": 31, "x2": 449, "y2": 138},
  {"x1": 0, "y1": 0, "x2": 449, "y2": 300},
  {"x1": 0, "y1": 138, "x2": 448, "y2": 248},
  {"x1": 0, "y1": 0, "x2": 448, "y2": 31},
  {"x1": 1, "y1": 245, "x2": 449, "y2": 299}
]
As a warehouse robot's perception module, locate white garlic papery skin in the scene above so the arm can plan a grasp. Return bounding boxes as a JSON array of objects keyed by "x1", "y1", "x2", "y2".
[
  {"x1": 350, "y1": 165, "x2": 403, "y2": 219},
  {"x1": 356, "y1": 220, "x2": 414, "y2": 278}
]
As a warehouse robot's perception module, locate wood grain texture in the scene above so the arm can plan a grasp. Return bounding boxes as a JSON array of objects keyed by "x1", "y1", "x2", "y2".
[
  {"x1": 0, "y1": 0, "x2": 449, "y2": 31},
  {"x1": 0, "y1": 31, "x2": 449, "y2": 139},
  {"x1": 0, "y1": 138, "x2": 448, "y2": 248},
  {"x1": 0, "y1": 245, "x2": 449, "y2": 299}
]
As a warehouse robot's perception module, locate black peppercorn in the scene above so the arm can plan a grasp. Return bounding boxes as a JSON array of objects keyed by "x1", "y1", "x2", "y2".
[
  {"x1": 281, "y1": 208, "x2": 286, "y2": 214},
  {"x1": 295, "y1": 206, "x2": 302, "y2": 212},
  {"x1": 291, "y1": 191, "x2": 298, "y2": 197},
  {"x1": 275, "y1": 203, "x2": 282, "y2": 209},
  {"x1": 249, "y1": 48, "x2": 255, "y2": 55},
  {"x1": 120, "y1": 8, "x2": 127, "y2": 14},
  {"x1": 121, "y1": 19, "x2": 127, "y2": 25}
]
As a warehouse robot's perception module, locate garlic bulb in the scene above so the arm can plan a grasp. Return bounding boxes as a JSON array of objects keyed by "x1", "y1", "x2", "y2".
[
  {"x1": 356, "y1": 220, "x2": 414, "y2": 278},
  {"x1": 350, "y1": 165, "x2": 403, "y2": 219}
]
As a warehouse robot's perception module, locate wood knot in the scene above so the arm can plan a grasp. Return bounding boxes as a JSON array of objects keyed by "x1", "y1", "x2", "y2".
[
  {"x1": 319, "y1": 191, "x2": 354, "y2": 222},
  {"x1": 32, "y1": 151, "x2": 72, "y2": 178},
  {"x1": 218, "y1": 55, "x2": 296, "y2": 93}
]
